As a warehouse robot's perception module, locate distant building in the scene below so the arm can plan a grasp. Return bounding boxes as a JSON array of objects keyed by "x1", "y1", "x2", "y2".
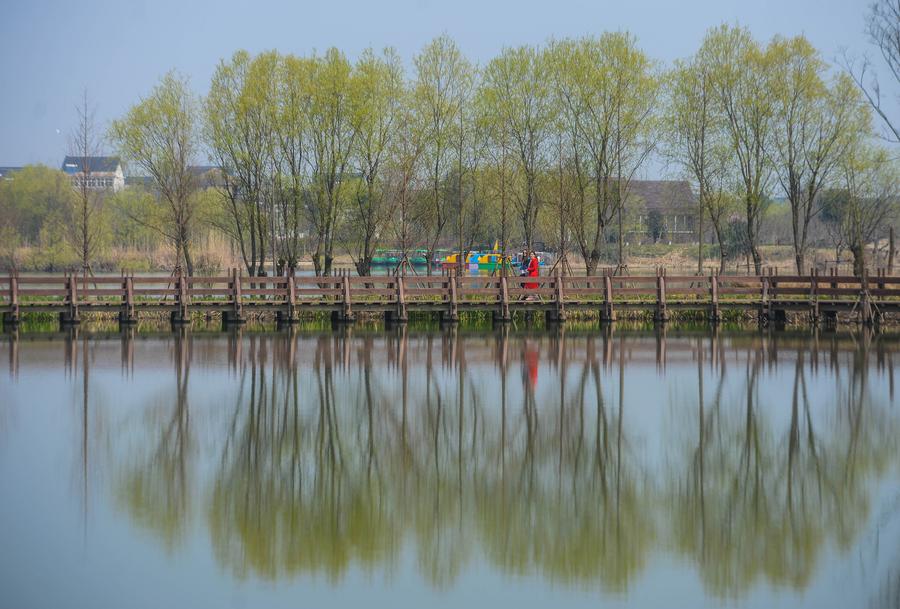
[
  {"x1": 0, "y1": 167, "x2": 23, "y2": 180},
  {"x1": 61, "y1": 156, "x2": 125, "y2": 192},
  {"x1": 628, "y1": 180, "x2": 697, "y2": 244},
  {"x1": 125, "y1": 165, "x2": 225, "y2": 191}
]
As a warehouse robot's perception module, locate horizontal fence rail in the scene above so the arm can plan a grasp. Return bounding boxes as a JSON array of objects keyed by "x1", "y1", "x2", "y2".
[{"x1": 1, "y1": 268, "x2": 899, "y2": 327}]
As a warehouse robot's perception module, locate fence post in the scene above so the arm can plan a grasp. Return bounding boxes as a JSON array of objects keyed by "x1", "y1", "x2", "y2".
[
  {"x1": 446, "y1": 270, "x2": 459, "y2": 323},
  {"x1": 171, "y1": 269, "x2": 189, "y2": 325},
  {"x1": 655, "y1": 270, "x2": 668, "y2": 322},
  {"x1": 759, "y1": 274, "x2": 770, "y2": 325},
  {"x1": 709, "y1": 272, "x2": 719, "y2": 323},
  {"x1": 395, "y1": 275, "x2": 408, "y2": 323},
  {"x1": 341, "y1": 274, "x2": 354, "y2": 322},
  {"x1": 61, "y1": 273, "x2": 80, "y2": 326},
  {"x1": 555, "y1": 271, "x2": 566, "y2": 322},
  {"x1": 5, "y1": 273, "x2": 19, "y2": 326},
  {"x1": 602, "y1": 271, "x2": 615, "y2": 322},
  {"x1": 809, "y1": 268, "x2": 819, "y2": 324},
  {"x1": 498, "y1": 275, "x2": 510, "y2": 323},
  {"x1": 120, "y1": 275, "x2": 136, "y2": 325}
]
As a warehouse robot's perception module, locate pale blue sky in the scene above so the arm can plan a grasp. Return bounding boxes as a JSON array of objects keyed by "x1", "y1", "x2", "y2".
[{"x1": 0, "y1": 0, "x2": 879, "y2": 171}]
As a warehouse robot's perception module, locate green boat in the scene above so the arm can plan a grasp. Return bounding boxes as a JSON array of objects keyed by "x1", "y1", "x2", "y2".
[{"x1": 371, "y1": 249, "x2": 431, "y2": 267}]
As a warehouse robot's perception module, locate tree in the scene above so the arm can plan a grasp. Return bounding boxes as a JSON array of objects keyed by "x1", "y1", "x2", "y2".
[
  {"x1": 550, "y1": 34, "x2": 658, "y2": 274},
  {"x1": 475, "y1": 91, "x2": 516, "y2": 267},
  {"x1": 846, "y1": 0, "x2": 900, "y2": 143},
  {"x1": 481, "y1": 45, "x2": 554, "y2": 253},
  {"x1": 414, "y1": 35, "x2": 473, "y2": 274},
  {"x1": 703, "y1": 25, "x2": 775, "y2": 274},
  {"x1": 345, "y1": 48, "x2": 405, "y2": 276},
  {"x1": 273, "y1": 53, "x2": 316, "y2": 273},
  {"x1": 832, "y1": 144, "x2": 899, "y2": 275},
  {"x1": 110, "y1": 72, "x2": 202, "y2": 275},
  {"x1": 205, "y1": 50, "x2": 277, "y2": 277},
  {"x1": 66, "y1": 90, "x2": 106, "y2": 273},
  {"x1": 769, "y1": 37, "x2": 868, "y2": 273},
  {"x1": 664, "y1": 55, "x2": 732, "y2": 273},
  {"x1": 386, "y1": 96, "x2": 426, "y2": 272},
  {"x1": 306, "y1": 48, "x2": 356, "y2": 277}
]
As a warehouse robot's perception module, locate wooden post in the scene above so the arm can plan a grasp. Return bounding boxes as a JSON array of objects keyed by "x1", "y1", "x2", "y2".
[
  {"x1": 498, "y1": 275, "x2": 511, "y2": 322},
  {"x1": 341, "y1": 274, "x2": 354, "y2": 322},
  {"x1": 602, "y1": 272, "x2": 615, "y2": 322},
  {"x1": 171, "y1": 269, "x2": 189, "y2": 324},
  {"x1": 809, "y1": 268, "x2": 819, "y2": 324},
  {"x1": 120, "y1": 275, "x2": 136, "y2": 325},
  {"x1": 61, "y1": 274, "x2": 80, "y2": 325},
  {"x1": 889, "y1": 226, "x2": 895, "y2": 275},
  {"x1": 555, "y1": 271, "x2": 566, "y2": 322},
  {"x1": 760, "y1": 274, "x2": 770, "y2": 324},
  {"x1": 395, "y1": 275, "x2": 408, "y2": 323},
  {"x1": 223, "y1": 268, "x2": 244, "y2": 326},
  {"x1": 446, "y1": 271, "x2": 459, "y2": 323},
  {"x1": 709, "y1": 273, "x2": 720, "y2": 323},
  {"x1": 5, "y1": 273, "x2": 19, "y2": 326},
  {"x1": 655, "y1": 271, "x2": 668, "y2": 322}
]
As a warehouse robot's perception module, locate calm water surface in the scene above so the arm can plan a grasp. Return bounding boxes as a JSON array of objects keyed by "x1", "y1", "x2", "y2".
[{"x1": 1, "y1": 326, "x2": 899, "y2": 609}]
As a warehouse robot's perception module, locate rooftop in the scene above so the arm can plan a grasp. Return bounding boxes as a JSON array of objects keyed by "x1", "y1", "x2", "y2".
[{"x1": 61, "y1": 156, "x2": 121, "y2": 174}]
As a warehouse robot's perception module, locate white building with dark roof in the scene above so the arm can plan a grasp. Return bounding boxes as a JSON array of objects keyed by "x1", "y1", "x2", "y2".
[{"x1": 61, "y1": 156, "x2": 125, "y2": 192}]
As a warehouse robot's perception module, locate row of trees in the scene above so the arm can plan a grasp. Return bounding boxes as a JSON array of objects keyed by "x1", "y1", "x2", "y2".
[
  {"x1": 2, "y1": 14, "x2": 897, "y2": 276},
  {"x1": 106, "y1": 23, "x2": 896, "y2": 277}
]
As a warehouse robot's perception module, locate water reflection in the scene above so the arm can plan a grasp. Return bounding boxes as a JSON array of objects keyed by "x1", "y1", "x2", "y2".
[{"x1": 4, "y1": 326, "x2": 898, "y2": 599}]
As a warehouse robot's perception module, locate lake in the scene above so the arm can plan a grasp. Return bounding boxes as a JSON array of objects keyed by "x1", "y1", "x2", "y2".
[{"x1": 1, "y1": 325, "x2": 898, "y2": 609}]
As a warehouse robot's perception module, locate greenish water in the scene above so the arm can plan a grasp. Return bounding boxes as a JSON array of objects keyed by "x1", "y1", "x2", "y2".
[{"x1": 1, "y1": 326, "x2": 898, "y2": 609}]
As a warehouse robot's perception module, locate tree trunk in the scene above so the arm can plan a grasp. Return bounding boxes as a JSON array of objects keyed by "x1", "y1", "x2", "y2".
[
  {"x1": 182, "y1": 238, "x2": 194, "y2": 277},
  {"x1": 889, "y1": 226, "x2": 895, "y2": 274},
  {"x1": 794, "y1": 252, "x2": 806, "y2": 276},
  {"x1": 850, "y1": 243, "x2": 866, "y2": 277}
]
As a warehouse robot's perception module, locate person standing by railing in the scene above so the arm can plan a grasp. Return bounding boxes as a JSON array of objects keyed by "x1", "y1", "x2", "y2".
[{"x1": 525, "y1": 251, "x2": 539, "y2": 290}]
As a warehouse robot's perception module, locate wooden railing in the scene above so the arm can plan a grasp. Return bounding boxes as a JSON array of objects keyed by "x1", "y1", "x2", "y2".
[{"x1": 1, "y1": 269, "x2": 899, "y2": 327}]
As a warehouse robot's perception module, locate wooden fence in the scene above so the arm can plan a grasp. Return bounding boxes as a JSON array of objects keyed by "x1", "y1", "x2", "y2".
[{"x1": 1, "y1": 268, "x2": 899, "y2": 327}]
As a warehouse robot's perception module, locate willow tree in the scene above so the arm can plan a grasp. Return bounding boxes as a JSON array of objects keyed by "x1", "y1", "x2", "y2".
[
  {"x1": 413, "y1": 35, "x2": 473, "y2": 274},
  {"x1": 475, "y1": 80, "x2": 517, "y2": 266},
  {"x1": 346, "y1": 48, "x2": 405, "y2": 276},
  {"x1": 110, "y1": 72, "x2": 201, "y2": 275},
  {"x1": 274, "y1": 53, "x2": 316, "y2": 272},
  {"x1": 769, "y1": 36, "x2": 868, "y2": 274},
  {"x1": 551, "y1": 34, "x2": 657, "y2": 274},
  {"x1": 664, "y1": 54, "x2": 732, "y2": 273},
  {"x1": 205, "y1": 50, "x2": 278, "y2": 277},
  {"x1": 480, "y1": 45, "x2": 554, "y2": 253},
  {"x1": 703, "y1": 25, "x2": 774, "y2": 274},
  {"x1": 306, "y1": 48, "x2": 356, "y2": 277},
  {"x1": 386, "y1": 95, "x2": 425, "y2": 272}
]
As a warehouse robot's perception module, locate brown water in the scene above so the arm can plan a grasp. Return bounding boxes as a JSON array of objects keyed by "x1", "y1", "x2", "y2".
[{"x1": 1, "y1": 326, "x2": 898, "y2": 609}]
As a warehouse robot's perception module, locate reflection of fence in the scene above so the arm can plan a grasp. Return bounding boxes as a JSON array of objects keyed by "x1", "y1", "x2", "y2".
[{"x1": 2, "y1": 268, "x2": 899, "y2": 327}]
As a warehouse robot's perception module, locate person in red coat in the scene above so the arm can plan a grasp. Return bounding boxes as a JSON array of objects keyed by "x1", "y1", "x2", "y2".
[{"x1": 525, "y1": 251, "x2": 539, "y2": 290}]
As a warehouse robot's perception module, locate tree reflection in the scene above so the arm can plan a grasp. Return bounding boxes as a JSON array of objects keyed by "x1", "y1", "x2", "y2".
[
  {"x1": 668, "y1": 331, "x2": 898, "y2": 597},
  {"x1": 108, "y1": 327, "x2": 900, "y2": 594},
  {"x1": 116, "y1": 327, "x2": 192, "y2": 551}
]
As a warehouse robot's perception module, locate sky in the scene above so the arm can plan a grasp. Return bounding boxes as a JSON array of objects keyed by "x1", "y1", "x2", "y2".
[{"x1": 0, "y1": 0, "x2": 881, "y2": 174}]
